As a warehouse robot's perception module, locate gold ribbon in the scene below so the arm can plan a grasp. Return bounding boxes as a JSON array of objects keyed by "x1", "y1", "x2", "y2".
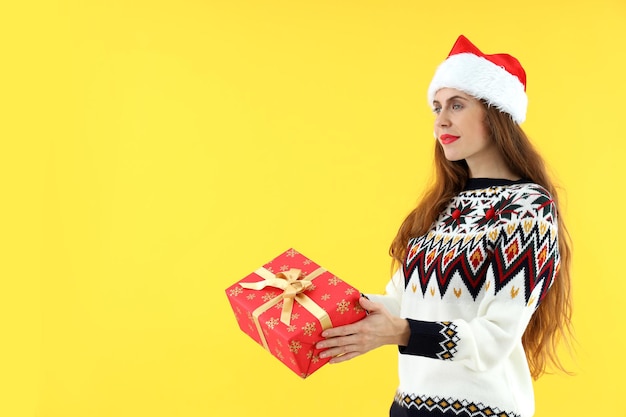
[{"x1": 240, "y1": 267, "x2": 332, "y2": 350}]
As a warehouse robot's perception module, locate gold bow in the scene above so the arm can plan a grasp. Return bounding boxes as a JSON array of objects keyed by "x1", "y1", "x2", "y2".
[
  {"x1": 241, "y1": 268, "x2": 324, "y2": 325},
  {"x1": 239, "y1": 267, "x2": 332, "y2": 351}
]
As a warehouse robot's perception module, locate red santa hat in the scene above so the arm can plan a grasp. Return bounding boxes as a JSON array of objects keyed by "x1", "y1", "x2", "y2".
[{"x1": 428, "y1": 35, "x2": 528, "y2": 124}]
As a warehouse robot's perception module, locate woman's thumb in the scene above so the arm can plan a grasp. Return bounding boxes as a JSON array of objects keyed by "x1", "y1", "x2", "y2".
[{"x1": 359, "y1": 295, "x2": 378, "y2": 313}]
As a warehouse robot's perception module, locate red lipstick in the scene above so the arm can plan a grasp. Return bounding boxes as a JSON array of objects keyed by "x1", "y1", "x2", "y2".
[{"x1": 440, "y1": 134, "x2": 460, "y2": 145}]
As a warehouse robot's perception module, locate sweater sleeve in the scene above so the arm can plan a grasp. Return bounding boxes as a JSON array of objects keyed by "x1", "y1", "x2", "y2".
[
  {"x1": 364, "y1": 268, "x2": 404, "y2": 317},
  {"x1": 399, "y1": 186, "x2": 560, "y2": 370}
]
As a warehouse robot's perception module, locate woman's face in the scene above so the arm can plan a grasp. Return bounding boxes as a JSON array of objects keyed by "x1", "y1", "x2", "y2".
[{"x1": 432, "y1": 88, "x2": 494, "y2": 166}]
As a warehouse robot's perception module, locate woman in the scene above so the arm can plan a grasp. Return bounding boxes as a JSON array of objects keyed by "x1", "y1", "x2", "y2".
[{"x1": 316, "y1": 35, "x2": 572, "y2": 417}]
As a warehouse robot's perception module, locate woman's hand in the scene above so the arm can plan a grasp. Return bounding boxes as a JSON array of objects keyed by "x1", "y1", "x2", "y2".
[{"x1": 315, "y1": 296, "x2": 410, "y2": 364}]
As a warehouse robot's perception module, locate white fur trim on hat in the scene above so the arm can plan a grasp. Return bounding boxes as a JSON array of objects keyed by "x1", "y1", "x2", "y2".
[{"x1": 427, "y1": 52, "x2": 528, "y2": 124}]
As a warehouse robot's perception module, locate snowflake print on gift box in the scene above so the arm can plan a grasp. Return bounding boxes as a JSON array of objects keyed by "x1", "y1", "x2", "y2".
[
  {"x1": 303, "y1": 258, "x2": 312, "y2": 265},
  {"x1": 336, "y1": 299, "x2": 350, "y2": 314},
  {"x1": 307, "y1": 350, "x2": 320, "y2": 363},
  {"x1": 286, "y1": 325, "x2": 297, "y2": 332},
  {"x1": 328, "y1": 276, "x2": 341, "y2": 286},
  {"x1": 289, "y1": 340, "x2": 302, "y2": 354},
  {"x1": 302, "y1": 322, "x2": 316, "y2": 336},
  {"x1": 265, "y1": 317, "x2": 279, "y2": 329},
  {"x1": 262, "y1": 291, "x2": 278, "y2": 302},
  {"x1": 229, "y1": 287, "x2": 243, "y2": 297},
  {"x1": 286, "y1": 249, "x2": 298, "y2": 257},
  {"x1": 320, "y1": 294, "x2": 331, "y2": 301},
  {"x1": 280, "y1": 265, "x2": 290, "y2": 271},
  {"x1": 345, "y1": 288, "x2": 356, "y2": 296},
  {"x1": 246, "y1": 293, "x2": 256, "y2": 300},
  {"x1": 275, "y1": 348, "x2": 284, "y2": 361}
]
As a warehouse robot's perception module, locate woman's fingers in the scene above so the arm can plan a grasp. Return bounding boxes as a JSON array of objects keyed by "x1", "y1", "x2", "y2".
[
  {"x1": 315, "y1": 299, "x2": 398, "y2": 363},
  {"x1": 329, "y1": 351, "x2": 360, "y2": 364},
  {"x1": 317, "y1": 333, "x2": 356, "y2": 351},
  {"x1": 321, "y1": 322, "x2": 358, "y2": 338},
  {"x1": 318, "y1": 342, "x2": 361, "y2": 361},
  {"x1": 317, "y1": 333, "x2": 367, "y2": 360}
]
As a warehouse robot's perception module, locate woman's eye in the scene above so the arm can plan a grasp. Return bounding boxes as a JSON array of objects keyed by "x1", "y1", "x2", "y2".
[
  {"x1": 433, "y1": 107, "x2": 441, "y2": 114},
  {"x1": 452, "y1": 103, "x2": 463, "y2": 110}
]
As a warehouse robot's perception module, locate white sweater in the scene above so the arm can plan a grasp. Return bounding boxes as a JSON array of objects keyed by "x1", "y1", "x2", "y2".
[{"x1": 368, "y1": 179, "x2": 560, "y2": 417}]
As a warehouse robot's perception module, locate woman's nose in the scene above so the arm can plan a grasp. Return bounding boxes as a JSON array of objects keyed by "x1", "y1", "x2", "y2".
[{"x1": 435, "y1": 109, "x2": 450, "y2": 127}]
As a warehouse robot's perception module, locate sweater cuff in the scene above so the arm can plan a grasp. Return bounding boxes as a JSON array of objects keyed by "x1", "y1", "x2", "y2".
[{"x1": 399, "y1": 319, "x2": 459, "y2": 360}]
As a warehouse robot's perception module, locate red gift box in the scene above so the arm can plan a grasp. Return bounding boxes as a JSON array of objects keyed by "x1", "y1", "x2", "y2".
[{"x1": 225, "y1": 248, "x2": 366, "y2": 378}]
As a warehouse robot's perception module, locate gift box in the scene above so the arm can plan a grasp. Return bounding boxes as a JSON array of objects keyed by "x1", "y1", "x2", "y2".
[{"x1": 225, "y1": 248, "x2": 366, "y2": 378}]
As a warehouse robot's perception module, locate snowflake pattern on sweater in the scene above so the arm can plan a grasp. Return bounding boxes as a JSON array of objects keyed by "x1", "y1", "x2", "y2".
[
  {"x1": 404, "y1": 182, "x2": 559, "y2": 307},
  {"x1": 369, "y1": 180, "x2": 561, "y2": 417}
]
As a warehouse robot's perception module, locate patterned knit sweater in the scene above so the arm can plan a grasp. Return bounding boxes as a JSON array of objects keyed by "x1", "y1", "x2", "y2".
[{"x1": 368, "y1": 178, "x2": 560, "y2": 417}]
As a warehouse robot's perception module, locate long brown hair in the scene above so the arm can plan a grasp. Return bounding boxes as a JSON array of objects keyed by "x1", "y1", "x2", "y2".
[{"x1": 390, "y1": 102, "x2": 573, "y2": 379}]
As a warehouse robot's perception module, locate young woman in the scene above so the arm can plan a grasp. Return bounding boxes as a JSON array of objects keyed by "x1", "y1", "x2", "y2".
[{"x1": 316, "y1": 35, "x2": 573, "y2": 417}]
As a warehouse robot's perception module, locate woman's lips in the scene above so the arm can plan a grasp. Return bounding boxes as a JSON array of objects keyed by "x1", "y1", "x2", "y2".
[{"x1": 440, "y1": 134, "x2": 460, "y2": 145}]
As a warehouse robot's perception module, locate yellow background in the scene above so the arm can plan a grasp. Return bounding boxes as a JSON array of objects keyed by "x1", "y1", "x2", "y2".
[{"x1": 2, "y1": 0, "x2": 624, "y2": 416}]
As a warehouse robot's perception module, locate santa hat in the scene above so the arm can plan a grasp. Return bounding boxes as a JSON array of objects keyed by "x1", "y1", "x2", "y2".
[{"x1": 427, "y1": 35, "x2": 528, "y2": 124}]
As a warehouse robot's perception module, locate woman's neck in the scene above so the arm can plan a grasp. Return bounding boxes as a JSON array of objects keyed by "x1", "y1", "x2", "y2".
[{"x1": 466, "y1": 149, "x2": 519, "y2": 180}]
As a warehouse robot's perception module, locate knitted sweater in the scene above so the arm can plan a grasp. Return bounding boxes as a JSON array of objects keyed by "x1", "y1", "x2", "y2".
[{"x1": 368, "y1": 178, "x2": 560, "y2": 417}]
